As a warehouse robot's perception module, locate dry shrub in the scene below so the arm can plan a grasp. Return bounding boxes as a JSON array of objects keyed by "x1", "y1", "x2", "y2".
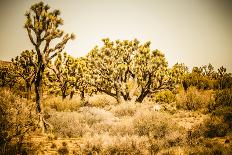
[
  {"x1": 108, "y1": 118, "x2": 134, "y2": 136},
  {"x1": 80, "y1": 134, "x2": 149, "y2": 154},
  {"x1": 133, "y1": 110, "x2": 186, "y2": 149},
  {"x1": 154, "y1": 90, "x2": 176, "y2": 104},
  {"x1": 214, "y1": 88, "x2": 232, "y2": 107},
  {"x1": 79, "y1": 107, "x2": 118, "y2": 127},
  {"x1": 88, "y1": 94, "x2": 117, "y2": 107},
  {"x1": 47, "y1": 111, "x2": 90, "y2": 137},
  {"x1": 48, "y1": 107, "x2": 118, "y2": 137},
  {"x1": 176, "y1": 86, "x2": 214, "y2": 110},
  {"x1": 0, "y1": 88, "x2": 38, "y2": 154},
  {"x1": 188, "y1": 140, "x2": 232, "y2": 155},
  {"x1": 110, "y1": 101, "x2": 137, "y2": 117},
  {"x1": 58, "y1": 141, "x2": 69, "y2": 155},
  {"x1": 212, "y1": 106, "x2": 232, "y2": 129},
  {"x1": 44, "y1": 96, "x2": 82, "y2": 111},
  {"x1": 189, "y1": 116, "x2": 229, "y2": 140}
]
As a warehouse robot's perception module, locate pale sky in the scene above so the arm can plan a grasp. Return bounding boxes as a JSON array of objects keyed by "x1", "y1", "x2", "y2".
[{"x1": 0, "y1": 0, "x2": 232, "y2": 72}]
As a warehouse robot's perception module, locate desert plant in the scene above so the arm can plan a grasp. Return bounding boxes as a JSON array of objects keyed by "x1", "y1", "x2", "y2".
[
  {"x1": 47, "y1": 111, "x2": 89, "y2": 137},
  {"x1": 133, "y1": 110, "x2": 186, "y2": 150},
  {"x1": 214, "y1": 88, "x2": 232, "y2": 107},
  {"x1": 111, "y1": 101, "x2": 137, "y2": 117},
  {"x1": 86, "y1": 38, "x2": 139, "y2": 103},
  {"x1": 24, "y1": 1, "x2": 74, "y2": 132},
  {"x1": 154, "y1": 90, "x2": 176, "y2": 104},
  {"x1": 44, "y1": 96, "x2": 82, "y2": 111},
  {"x1": 12, "y1": 50, "x2": 36, "y2": 99},
  {"x1": 0, "y1": 88, "x2": 38, "y2": 154},
  {"x1": 134, "y1": 44, "x2": 176, "y2": 103},
  {"x1": 176, "y1": 86, "x2": 214, "y2": 110},
  {"x1": 45, "y1": 53, "x2": 76, "y2": 100},
  {"x1": 88, "y1": 94, "x2": 117, "y2": 108}
]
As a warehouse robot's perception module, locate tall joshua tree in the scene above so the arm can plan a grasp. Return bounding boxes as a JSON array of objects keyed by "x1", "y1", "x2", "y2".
[{"x1": 24, "y1": 2, "x2": 74, "y2": 132}]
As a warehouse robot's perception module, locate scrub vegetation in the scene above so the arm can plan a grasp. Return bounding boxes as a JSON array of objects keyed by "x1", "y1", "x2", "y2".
[{"x1": 1, "y1": 2, "x2": 232, "y2": 155}]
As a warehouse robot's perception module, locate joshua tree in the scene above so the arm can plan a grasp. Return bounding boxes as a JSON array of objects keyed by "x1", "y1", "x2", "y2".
[
  {"x1": 87, "y1": 38, "x2": 139, "y2": 103},
  {"x1": 134, "y1": 42, "x2": 175, "y2": 102},
  {"x1": 46, "y1": 52, "x2": 75, "y2": 100},
  {"x1": 12, "y1": 50, "x2": 36, "y2": 99},
  {"x1": 24, "y1": 2, "x2": 74, "y2": 132}
]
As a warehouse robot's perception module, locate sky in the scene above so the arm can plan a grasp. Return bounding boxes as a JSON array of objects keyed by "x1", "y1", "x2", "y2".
[{"x1": 0, "y1": 0, "x2": 232, "y2": 72}]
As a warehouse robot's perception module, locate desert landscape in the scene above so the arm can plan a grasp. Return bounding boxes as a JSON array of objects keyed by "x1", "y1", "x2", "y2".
[{"x1": 0, "y1": 1, "x2": 232, "y2": 155}]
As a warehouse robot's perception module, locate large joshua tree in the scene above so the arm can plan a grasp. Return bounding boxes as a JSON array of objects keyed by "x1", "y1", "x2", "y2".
[
  {"x1": 87, "y1": 38, "x2": 139, "y2": 103},
  {"x1": 24, "y1": 2, "x2": 74, "y2": 132}
]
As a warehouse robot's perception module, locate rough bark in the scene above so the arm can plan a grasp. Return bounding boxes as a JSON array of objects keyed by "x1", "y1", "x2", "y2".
[{"x1": 136, "y1": 89, "x2": 150, "y2": 103}]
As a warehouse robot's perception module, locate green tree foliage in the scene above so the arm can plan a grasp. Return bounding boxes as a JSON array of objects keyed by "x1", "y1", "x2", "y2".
[
  {"x1": 171, "y1": 63, "x2": 188, "y2": 90},
  {"x1": 216, "y1": 66, "x2": 232, "y2": 89},
  {"x1": 71, "y1": 57, "x2": 91, "y2": 103},
  {"x1": 46, "y1": 52, "x2": 75, "y2": 100},
  {"x1": 183, "y1": 64, "x2": 231, "y2": 90},
  {"x1": 0, "y1": 61, "x2": 16, "y2": 89},
  {"x1": 24, "y1": 1, "x2": 74, "y2": 132},
  {"x1": 87, "y1": 38, "x2": 176, "y2": 103},
  {"x1": 12, "y1": 50, "x2": 36, "y2": 99},
  {"x1": 134, "y1": 43, "x2": 175, "y2": 102},
  {"x1": 87, "y1": 38, "x2": 139, "y2": 103}
]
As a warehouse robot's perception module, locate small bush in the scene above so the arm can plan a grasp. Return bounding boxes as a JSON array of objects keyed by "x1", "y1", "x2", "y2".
[
  {"x1": 176, "y1": 87, "x2": 214, "y2": 110},
  {"x1": 215, "y1": 88, "x2": 232, "y2": 107},
  {"x1": 79, "y1": 107, "x2": 118, "y2": 127},
  {"x1": 58, "y1": 142, "x2": 69, "y2": 155},
  {"x1": 133, "y1": 110, "x2": 186, "y2": 148},
  {"x1": 188, "y1": 140, "x2": 232, "y2": 155},
  {"x1": 154, "y1": 90, "x2": 176, "y2": 104},
  {"x1": 88, "y1": 94, "x2": 117, "y2": 107},
  {"x1": 47, "y1": 111, "x2": 90, "y2": 137},
  {"x1": 81, "y1": 134, "x2": 149, "y2": 154},
  {"x1": 111, "y1": 102, "x2": 137, "y2": 117},
  {"x1": 48, "y1": 107, "x2": 118, "y2": 137},
  {"x1": 44, "y1": 96, "x2": 82, "y2": 111},
  {"x1": 189, "y1": 116, "x2": 229, "y2": 140}
]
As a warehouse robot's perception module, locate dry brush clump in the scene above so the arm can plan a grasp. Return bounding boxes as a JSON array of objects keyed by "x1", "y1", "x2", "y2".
[
  {"x1": 133, "y1": 110, "x2": 187, "y2": 148},
  {"x1": 47, "y1": 111, "x2": 90, "y2": 138},
  {"x1": 110, "y1": 101, "x2": 137, "y2": 117},
  {"x1": 176, "y1": 86, "x2": 214, "y2": 111},
  {"x1": 0, "y1": 88, "x2": 38, "y2": 154},
  {"x1": 47, "y1": 106, "x2": 119, "y2": 137},
  {"x1": 79, "y1": 134, "x2": 149, "y2": 154},
  {"x1": 88, "y1": 94, "x2": 118, "y2": 108},
  {"x1": 44, "y1": 95, "x2": 82, "y2": 112}
]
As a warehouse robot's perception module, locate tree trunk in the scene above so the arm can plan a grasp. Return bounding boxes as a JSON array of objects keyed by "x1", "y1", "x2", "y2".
[
  {"x1": 80, "y1": 90, "x2": 85, "y2": 105},
  {"x1": 136, "y1": 89, "x2": 150, "y2": 103},
  {"x1": 122, "y1": 85, "x2": 131, "y2": 101},
  {"x1": 26, "y1": 82, "x2": 31, "y2": 100},
  {"x1": 35, "y1": 64, "x2": 46, "y2": 133},
  {"x1": 116, "y1": 89, "x2": 122, "y2": 104},
  {"x1": 62, "y1": 91, "x2": 67, "y2": 100},
  {"x1": 61, "y1": 82, "x2": 67, "y2": 100},
  {"x1": 69, "y1": 88, "x2": 75, "y2": 100}
]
